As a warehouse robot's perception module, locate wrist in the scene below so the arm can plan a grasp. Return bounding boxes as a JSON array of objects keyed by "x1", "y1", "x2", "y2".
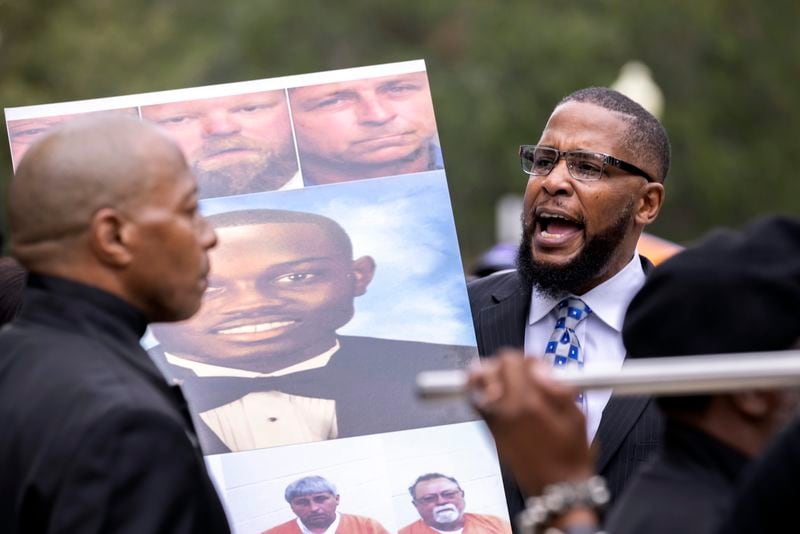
[{"x1": 517, "y1": 476, "x2": 609, "y2": 534}]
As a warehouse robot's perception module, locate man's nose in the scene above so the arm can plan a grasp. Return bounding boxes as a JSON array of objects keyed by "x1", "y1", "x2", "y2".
[
  {"x1": 227, "y1": 283, "x2": 285, "y2": 312},
  {"x1": 356, "y1": 94, "x2": 396, "y2": 124},
  {"x1": 201, "y1": 110, "x2": 241, "y2": 136},
  {"x1": 310, "y1": 501, "x2": 325, "y2": 512},
  {"x1": 198, "y1": 218, "x2": 217, "y2": 251},
  {"x1": 539, "y1": 158, "x2": 575, "y2": 196}
]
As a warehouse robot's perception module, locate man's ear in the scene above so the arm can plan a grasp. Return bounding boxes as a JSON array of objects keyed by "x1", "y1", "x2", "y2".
[
  {"x1": 634, "y1": 182, "x2": 665, "y2": 226},
  {"x1": 88, "y1": 207, "x2": 134, "y2": 267},
  {"x1": 350, "y1": 256, "x2": 376, "y2": 296}
]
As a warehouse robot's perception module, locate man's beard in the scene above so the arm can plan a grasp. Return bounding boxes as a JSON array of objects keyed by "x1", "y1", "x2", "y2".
[
  {"x1": 517, "y1": 202, "x2": 635, "y2": 298},
  {"x1": 432, "y1": 504, "x2": 461, "y2": 525},
  {"x1": 194, "y1": 145, "x2": 298, "y2": 198}
]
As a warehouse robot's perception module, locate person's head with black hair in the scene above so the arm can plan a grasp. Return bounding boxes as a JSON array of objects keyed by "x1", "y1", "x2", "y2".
[
  {"x1": 151, "y1": 208, "x2": 376, "y2": 374},
  {"x1": 558, "y1": 87, "x2": 671, "y2": 183},
  {"x1": 623, "y1": 216, "x2": 800, "y2": 456},
  {"x1": 517, "y1": 87, "x2": 667, "y2": 298}
]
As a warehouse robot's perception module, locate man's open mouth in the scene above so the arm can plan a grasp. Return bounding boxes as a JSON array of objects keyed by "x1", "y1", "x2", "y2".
[
  {"x1": 535, "y1": 211, "x2": 585, "y2": 239},
  {"x1": 216, "y1": 320, "x2": 297, "y2": 335}
]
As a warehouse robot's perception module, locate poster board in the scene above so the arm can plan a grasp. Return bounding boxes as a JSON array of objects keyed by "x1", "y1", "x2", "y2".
[{"x1": 5, "y1": 60, "x2": 511, "y2": 533}]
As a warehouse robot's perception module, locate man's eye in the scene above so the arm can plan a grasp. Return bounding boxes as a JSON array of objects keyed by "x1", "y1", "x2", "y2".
[
  {"x1": 532, "y1": 156, "x2": 555, "y2": 171},
  {"x1": 233, "y1": 104, "x2": 273, "y2": 114},
  {"x1": 274, "y1": 272, "x2": 316, "y2": 284},
  {"x1": 12, "y1": 127, "x2": 49, "y2": 140},
  {"x1": 574, "y1": 160, "x2": 603, "y2": 175},
  {"x1": 159, "y1": 115, "x2": 193, "y2": 125},
  {"x1": 310, "y1": 94, "x2": 355, "y2": 110},
  {"x1": 314, "y1": 98, "x2": 341, "y2": 109},
  {"x1": 382, "y1": 83, "x2": 419, "y2": 95}
]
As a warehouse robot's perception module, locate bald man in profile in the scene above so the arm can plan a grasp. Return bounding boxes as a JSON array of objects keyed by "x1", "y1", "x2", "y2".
[{"x1": 0, "y1": 117, "x2": 230, "y2": 533}]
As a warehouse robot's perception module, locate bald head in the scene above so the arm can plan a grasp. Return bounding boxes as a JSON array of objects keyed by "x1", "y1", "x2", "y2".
[
  {"x1": 6, "y1": 115, "x2": 217, "y2": 322},
  {"x1": 9, "y1": 115, "x2": 186, "y2": 269}
]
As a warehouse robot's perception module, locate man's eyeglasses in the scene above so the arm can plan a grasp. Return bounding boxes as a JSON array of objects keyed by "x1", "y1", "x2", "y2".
[
  {"x1": 415, "y1": 490, "x2": 463, "y2": 504},
  {"x1": 519, "y1": 145, "x2": 655, "y2": 183}
]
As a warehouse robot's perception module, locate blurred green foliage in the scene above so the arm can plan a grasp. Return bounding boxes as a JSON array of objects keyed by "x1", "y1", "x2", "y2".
[{"x1": 1, "y1": 0, "x2": 798, "y2": 262}]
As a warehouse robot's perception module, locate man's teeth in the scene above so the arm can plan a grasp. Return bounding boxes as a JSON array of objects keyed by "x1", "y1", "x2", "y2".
[
  {"x1": 538, "y1": 213, "x2": 579, "y2": 238},
  {"x1": 541, "y1": 230, "x2": 564, "y2": 237},
  {"x1": 218, "y1": 321, "x2": 296, "y2": 335},
  {"x1": 539, "y1": 213, "x2": 574, "y2": 222}
]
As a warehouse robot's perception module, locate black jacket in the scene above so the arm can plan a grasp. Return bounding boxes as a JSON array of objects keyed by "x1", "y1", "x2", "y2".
[
  {"x1": 467, "y1": 262, "x2": 663, "y2": 526},
  {"x1": 606, "y1": 419, "x2": 748, "y2": 534},
  {"x1": 0, "y1": 274, "x2": 231, "y2": 534}
]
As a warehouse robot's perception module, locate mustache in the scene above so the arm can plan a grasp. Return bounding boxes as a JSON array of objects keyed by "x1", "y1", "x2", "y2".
[
  {"x1": 199, "y1": 137, "x2": 265, "y2": 158},
  {"x1": 433, "y1": 503, "x2": 458, "y2": 514}
]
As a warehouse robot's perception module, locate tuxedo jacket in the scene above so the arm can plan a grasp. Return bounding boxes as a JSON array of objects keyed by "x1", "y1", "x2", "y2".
[
  {"x1": 150, "y1": 335, "x2": 478, "y2": 454},
  {"x1": 467, "y1": 262, "x2": 664, "y2": 523}
]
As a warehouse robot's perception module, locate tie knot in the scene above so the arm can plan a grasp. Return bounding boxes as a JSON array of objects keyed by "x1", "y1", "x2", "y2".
[
  {"x1": 545, "y1": 297, "x2": 591, "y2": 381},
  {"x1": 555, "y1": 297, "x2": 591, "y2": 326}
]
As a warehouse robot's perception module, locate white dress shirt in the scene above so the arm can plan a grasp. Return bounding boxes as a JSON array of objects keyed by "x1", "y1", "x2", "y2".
[
  {"x1": 165, "y1": 342, "x2": 340, "y2": 450},
  {"x1": 524, "y1": 254, "x2": 646, "y2": 443},
  {"x1": 279, "y1": 170, "x2": 304, "y2": 191}
]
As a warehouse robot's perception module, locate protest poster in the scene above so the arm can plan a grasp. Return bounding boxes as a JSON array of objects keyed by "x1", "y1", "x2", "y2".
[{"x1": 5, "y1": 60, "x2": 512, "y2": 533}]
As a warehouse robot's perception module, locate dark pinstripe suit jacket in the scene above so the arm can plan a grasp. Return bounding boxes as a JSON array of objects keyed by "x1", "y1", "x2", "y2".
[{"x1": 467, "y1": 262, "x2": 664, "y2": 525}]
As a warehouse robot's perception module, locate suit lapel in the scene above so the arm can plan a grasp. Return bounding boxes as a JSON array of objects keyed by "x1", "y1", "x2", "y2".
[
  {"x1": 476, "y1": 277, "x2": 530, "y2": 355},
  {"x1": 593, "y1": 394, "x2": 652, "y2": 473},
  {"x1": 592, "y1": 255, "x2": 657, "y2": 472}
]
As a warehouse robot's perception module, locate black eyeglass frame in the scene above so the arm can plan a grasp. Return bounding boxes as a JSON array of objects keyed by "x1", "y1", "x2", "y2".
[{"x1": 519, "y1": 145, "x2": 655, "y2": 183}]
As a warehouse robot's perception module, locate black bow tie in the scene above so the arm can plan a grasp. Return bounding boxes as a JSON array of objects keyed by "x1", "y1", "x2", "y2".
[{"x1": 172, "y1": 366, "x2": 339, "y2": 412}]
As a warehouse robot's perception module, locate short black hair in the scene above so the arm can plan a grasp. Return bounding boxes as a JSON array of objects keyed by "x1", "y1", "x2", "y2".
[
  {"x1": 408, "y1": 473, "x2": 462, "y2": 499},
  {"x1": 206, "y1": 208, "x2": 354, "y2": 259},
  {"x1": 559, "y1": 87, "x2": 671, "y2": 182}
]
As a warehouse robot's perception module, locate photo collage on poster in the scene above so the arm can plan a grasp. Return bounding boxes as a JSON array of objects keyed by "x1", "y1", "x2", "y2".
[{"x1": 5, "y1": 60, "x2": 511, "y2": 533}]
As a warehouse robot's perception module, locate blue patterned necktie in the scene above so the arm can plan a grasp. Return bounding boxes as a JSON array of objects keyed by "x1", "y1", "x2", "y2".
[{"x1": 544, "y1": 297, "x2": 591, "y2": 405}]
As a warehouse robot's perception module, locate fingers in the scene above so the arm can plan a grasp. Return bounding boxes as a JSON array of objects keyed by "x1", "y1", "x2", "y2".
[
  {"x1": 466, "y1": 349, "x2": 594, "y2": 494},
  {"x1": 468, "y1": 350, "x2": 580, "y2": 416},
  {"x1": 468, "y1": 350, "x2": 524, "y2": 415}
]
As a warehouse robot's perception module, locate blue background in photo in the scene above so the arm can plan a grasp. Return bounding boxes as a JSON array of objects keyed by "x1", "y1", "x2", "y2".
[{"x1": 200, "y1": 171, "x2": 476, "y2": 347}]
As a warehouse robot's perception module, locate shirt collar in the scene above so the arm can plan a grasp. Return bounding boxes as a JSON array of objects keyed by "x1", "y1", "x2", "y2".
[
  {"x1": 529, "y1": 253, "x2": 646, "y2": 331},
  {"x1": 279, "y1": 170, "x2": 304, "y2": 191},
  {"x1": 298, "y1": 513, "x2": 340, "y2": 534},
  {"x1": 26, "y1": 272, "x2": 148, "y2": 338},
  {"x1": 164, "y1": 340, "x2": 340, "y2": 378}
]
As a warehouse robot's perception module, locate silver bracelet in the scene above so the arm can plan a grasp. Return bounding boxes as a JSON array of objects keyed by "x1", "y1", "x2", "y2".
[{"x1": 516, "y1": 476, "x2": 610, "y2": 534}]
